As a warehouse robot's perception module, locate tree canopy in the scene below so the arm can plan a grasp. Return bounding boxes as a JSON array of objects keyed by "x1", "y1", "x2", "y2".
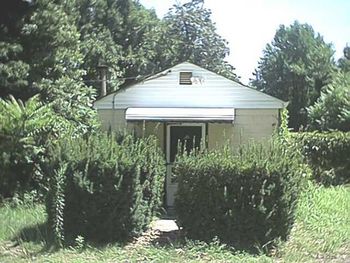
[
  {"x1": 252, "y1": 21, "x2": 335, "y2": 130},
  {"x1": 161, "y1": 0, "x2": 237, "y2": 80},
  {"x1": 338, "y1": 46, "x2": 350, "y2": 73},
  {"x1": 0, "y1": 0, "x2": 238, "y2": 101},
  {"x1": 308, "y1": 72, "x2": 350, "y2": 131},
  {"x1": 0, "y1": 0, "x2": 31, "y2": 99},
  {"x1": 75, "y1": 0, "x2": 163, "y2": 91}
]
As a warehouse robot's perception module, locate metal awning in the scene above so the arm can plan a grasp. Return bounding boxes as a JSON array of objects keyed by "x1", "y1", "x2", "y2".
[{"x1": 125, "y1": 108, "x2": 235, "y2": 122}]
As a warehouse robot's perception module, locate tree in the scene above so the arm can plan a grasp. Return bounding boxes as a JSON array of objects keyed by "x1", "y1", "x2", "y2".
[
  {"x1": 252, "y1": 21, "x2": 335, "y2": 130},
  {"x1": 75, "y1": 0, "x2": 162, "y2": 93},
  {"x1": 1, "y1": 0, "x2": 238, "y2": 104},
  {"x1": 75, "y1": 0, "x2": 125, "y2": 93},
  {"x1": 308, "y1": 72, "x2": 350, "y2": 131},
  {"x1": 111, "y1": 0, "x2": 163, "y2": 78},
  {"x1": 0, "y1": 0, "x2": 31, "y2": 99},
  {"x1": 0, "y1": 43, "x2": 30, "y2": 99},
  {"x1": 21, "y1": 0, "x2": 98, "y2": 133},
  {"x1": 160, "y1": 0, "x2": 238, "y2": 80},
  {"x1": 75, "y1": 0, "x2": 239, "y2": 92},
  {"x1": 338, "y1": 45, "x2": 350, "y2": 73},
  {"x1": 0, "y1": 0, "x2": 98, "y2": 199}
]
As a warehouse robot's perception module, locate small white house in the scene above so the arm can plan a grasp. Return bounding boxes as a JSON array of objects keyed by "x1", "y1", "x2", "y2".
[{"x1": 93, "y1": 62, "x2": 287, "y2": 207}]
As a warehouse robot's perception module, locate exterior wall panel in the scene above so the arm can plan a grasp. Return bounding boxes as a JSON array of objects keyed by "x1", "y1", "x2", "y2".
[
  {"x1": 132, "y1": 122, "x2": 165, "y2": 150},
  {"x1": 234, "y1": 109, "x2": 279, "y2": 144},
  {"x1": 207, "y1": 109, "x2": 279, "y2": 150},
  {"x1": 98, "y1": 108, "x2": 279, "y2": 152},
  {"x1": 97, "y1": 109, "x2": 127, "y2": 131}
]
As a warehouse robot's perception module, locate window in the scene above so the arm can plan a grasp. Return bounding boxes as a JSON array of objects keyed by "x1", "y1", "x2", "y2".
[{"x1": 179, "y1": 72, "x2": 192, "y2": 85}]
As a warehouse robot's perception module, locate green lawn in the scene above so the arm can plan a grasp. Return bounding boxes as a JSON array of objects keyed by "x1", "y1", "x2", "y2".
[{"x1": 1, "y1": 183, "x2": 349, "y2": 263}]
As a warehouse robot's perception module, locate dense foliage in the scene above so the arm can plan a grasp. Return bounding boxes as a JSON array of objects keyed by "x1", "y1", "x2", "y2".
[
  {"x1": 75, "y1": 0, "x2": 162, "y2": 91},
  {"x1": 161, "y1": 0, "x2": 238, "y2": 80},
  {"x1": 44, "y1": 133, "x2": 165, "y2": 245},
  {"x1": 0, "y1": 0, "x2": 31, "y2": 99},
  {"x1": 308, "y1": 72, "x2": 350, "y2": 131},
  {"x1": 23, "y1": 0, "x2": 98, "y2": 132},
  {"x1": 174, "y1": 140, "x2": 308, "y2": 250},
  {"x1": 292, "y1": 132, "x2": 350, "y2": 186},
  {"x1": 0, "y1": 0, "x2": 238, "y2": 99},
  {"x1": 338, "y1": 46, "x2": 350, "y2": 73},
  {"x1": 0, "y1": 0, "x2": 98, "y2": 128},
  {"x1": 252, "y1": 21, "x2": 335, "y2": 130},
  {"x1": 0, "y1": 95, "x2": 71, "y2": 199}
]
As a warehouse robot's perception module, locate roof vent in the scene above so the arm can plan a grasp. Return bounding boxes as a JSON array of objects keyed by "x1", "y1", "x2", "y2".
[{"x1": 179, "y1": 72, "x2": 192, "y2": 85}]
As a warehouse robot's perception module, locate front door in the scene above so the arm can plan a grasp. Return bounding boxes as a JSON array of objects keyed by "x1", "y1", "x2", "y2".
[{"x1": 166, "y1": 123, "x2": 205, "y2": 207}]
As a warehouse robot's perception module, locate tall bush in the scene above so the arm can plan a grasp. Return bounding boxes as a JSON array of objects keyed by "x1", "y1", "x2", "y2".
[
  {"x1": 0, "y1": 95, "x2": 93, "y2": 200},
  {"x1": 292, "y1": 132, "x2": 350, "y2": 185},
  {"x1": 0, "y1": 95, "x2": 69, "y2": 199},
  {"x1": 44, "y1": 133, "x2": 165, "y2": 244},
  {"x1": 174, "y1": 140, "x2": 308, "y2": 250}
]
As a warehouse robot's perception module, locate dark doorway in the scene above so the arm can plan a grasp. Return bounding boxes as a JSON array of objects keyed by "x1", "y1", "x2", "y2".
[{"x1": 169, "y1": 126, "x2": 202, "y2": 163}]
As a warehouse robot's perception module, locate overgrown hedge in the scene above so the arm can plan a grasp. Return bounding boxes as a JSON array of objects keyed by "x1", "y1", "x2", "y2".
[
  {"x1": 292, "y1": 132, "x2": 350, "y2": 186},
  {"x1": 174, "y1": 140, "x2": 308, "y2": 250},
  {"x1": 44, "y1": 133, "x2": 165, "y2": 245}
]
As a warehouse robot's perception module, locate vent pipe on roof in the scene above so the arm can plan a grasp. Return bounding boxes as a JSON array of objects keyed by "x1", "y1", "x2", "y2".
[{"x1": 97, "y1": 63, "x2": 108, "y2": 97}]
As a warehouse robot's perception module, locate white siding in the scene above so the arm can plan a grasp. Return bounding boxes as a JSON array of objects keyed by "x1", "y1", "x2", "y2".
[
  {"x1": 207, "y1": 109, "x2": 279, "y2": 150},
  {"x1": 98, "y1": 108, "x2": 279, "y2": 151},
  {"x1": 97, "y1": 109, "x2": 128, "y2": 131},
  {"x1": 233, "y1": 109, "x2": 279, "y2": 144},
  {"x1": 97, "y1": 110, "x2": 165, "y2": 149},
  {"x1": 208, "y1": 123, "x2": 235, "y2": 149},
  {"x1": 132, "y1": 121, "x2": 165, "y2": 150},
  {"x1": 94, "y1": 62, "x2": 286, "y2": 110}
]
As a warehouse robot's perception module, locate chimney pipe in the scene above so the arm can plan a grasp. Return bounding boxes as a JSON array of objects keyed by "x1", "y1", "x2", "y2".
[{"x1": 97, "y1": 64, "x2": 108, "y2": 97}]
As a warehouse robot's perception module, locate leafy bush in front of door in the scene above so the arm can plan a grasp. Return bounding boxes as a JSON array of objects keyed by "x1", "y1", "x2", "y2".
[
  {"x1": 173, "y1": 139, "x2": 309, "y2": 250},
  {"x1": 44, "y1": 133, "x2": 165, "y2": 245}
]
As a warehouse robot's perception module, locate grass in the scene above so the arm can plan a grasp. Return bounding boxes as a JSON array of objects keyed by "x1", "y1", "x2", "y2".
[
  {"x1": 0, "y1": 183, "x2": 349, "y2": 262},
  {"x1": 0, "y1": 202, "x2": 47, "y2": 242},
  {"x1": 278, "y1": 182, "x2": 350, "y2": 262}
]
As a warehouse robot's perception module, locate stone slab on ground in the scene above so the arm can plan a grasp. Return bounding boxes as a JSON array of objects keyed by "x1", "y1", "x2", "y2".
[
  {"x1": 151, "y1": 219, "x2": 179, "y2": 232},
  {"x1": 125, "y1": 219, "x2": 180, "y2": 248}
]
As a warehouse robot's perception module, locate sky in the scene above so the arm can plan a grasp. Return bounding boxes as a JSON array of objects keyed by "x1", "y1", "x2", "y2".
[{"x1": 139, "y1": 0, "x2": 350, "y2": 84}]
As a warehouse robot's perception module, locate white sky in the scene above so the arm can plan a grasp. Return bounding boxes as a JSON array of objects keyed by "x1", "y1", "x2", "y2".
[{"x1": 139, "y1": 0, "x2": 350, "y2": 84}]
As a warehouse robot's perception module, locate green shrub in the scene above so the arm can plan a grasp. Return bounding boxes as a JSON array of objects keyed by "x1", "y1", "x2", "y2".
[
  {"x1": 307, "y1": 72, "x2": 350, "y2": 132},
  {"x1": 292, "y1": 131, "x2": 350, "y2": 186},
  {"x1": 174, "y1": 140, "x2": 308, "y2": 250},
  {"x1": 0, "y1": 95, "x2": 63, "y2": 199},
  {"x1": 44, "y1": 133, "x2": 165, "y2": 244},
  {"x1": 0, "y1": 95, "x2": 95, "y2": 201}
]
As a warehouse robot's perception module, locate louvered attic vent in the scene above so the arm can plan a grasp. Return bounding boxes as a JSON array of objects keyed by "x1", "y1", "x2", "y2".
[{"x1": 179, "y1": 72, "x2": 192, "y2": 85}]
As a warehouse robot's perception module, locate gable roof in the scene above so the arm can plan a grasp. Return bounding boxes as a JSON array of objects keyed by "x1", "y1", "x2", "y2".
[{"x1": 94, "y1": 62, "x2": 287, "y2": 110}]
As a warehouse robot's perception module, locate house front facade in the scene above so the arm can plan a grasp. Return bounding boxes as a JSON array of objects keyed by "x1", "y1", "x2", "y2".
[{"x1": 93, "y1": 62, "x2": 287, "y2": 207}]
